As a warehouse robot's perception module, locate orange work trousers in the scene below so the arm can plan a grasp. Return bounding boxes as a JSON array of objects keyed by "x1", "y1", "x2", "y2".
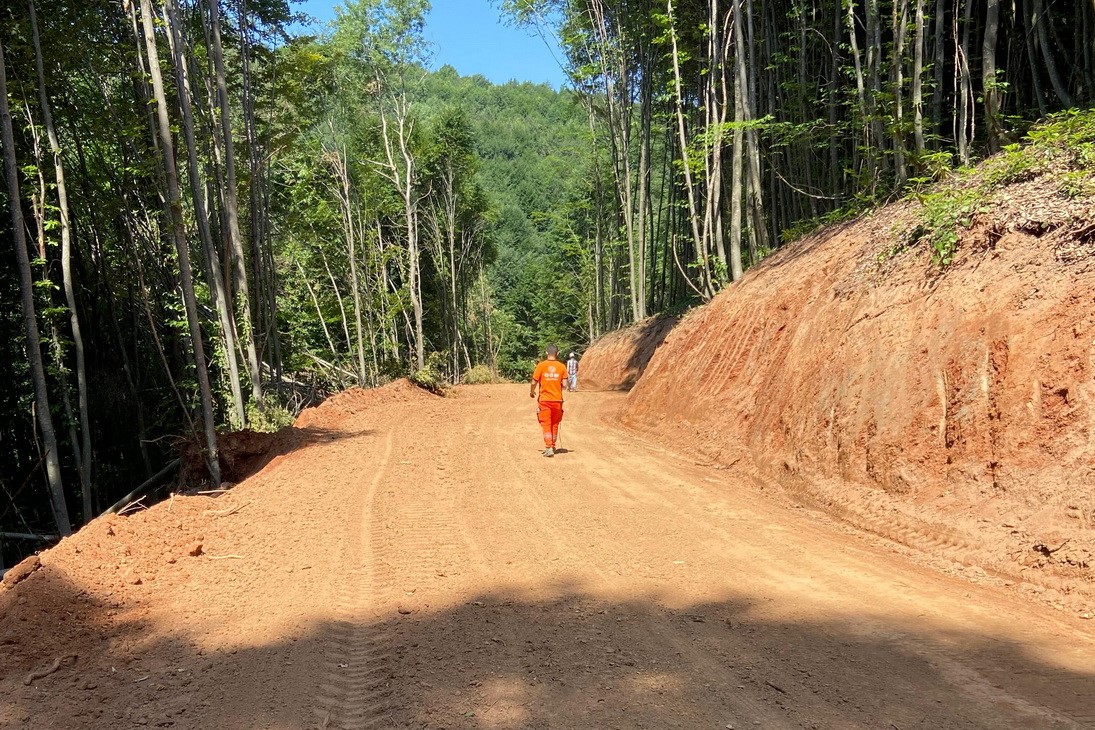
[{"x1": 537, "y1": 400, "x2": 564, "y2": 448}]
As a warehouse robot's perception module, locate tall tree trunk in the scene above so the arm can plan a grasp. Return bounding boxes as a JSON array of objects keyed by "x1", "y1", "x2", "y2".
[
  {"x1": 846, "y1": 0, "x2": 872, "y2": 181},
  {"x1": 238, "y1": 0, "x2": 279, "y2": 385},
  {"x1": 1030, "y1": 0, "x2": 1073, "y2": 106},
  {"x1": 0, "y1": 34, "x2": 72, "y2": 535},
  {"x1": 704, "y1": 0, "x2": 729, "y2": 273},
  {"x1": 955, "y1": 0, "x2": 974, "y2": 165},
  {"x1": 866, "y1": 0, "x2": 887, "y2": 179},
  {"x1": 164, "y1": 0, "x2": 246, "y2": 427},
  {"x1": 666, "y1": 0, "x2": 713, "y2": 297},
  {"x1": 29, "y1": 0, "x2": 93, "y2": 520},
  {"x1": 1022, "y1": 0, "x2": 1049, "y2": 115},
  {"x1": 742, "y1": 0, "x2": 768, "y2": 255},
  {"x1": 912, "y1": 0, "x2": 927, "y2": 155},
  {"x1": 636, "y1": 70, "x2": 651, "y2": 320},
  {"x1": 206, "y1": 0, "x2": 262, "y2": 407},
  {"x1": 332, "y1": 147, "x2": 368, "y2": 383},
  {"x1": 588, "y1": 0, "x2": 639, "y2": 322},
  {"x1": 137, "y1": 0, "x2": 221, "y2": 485},
  {"x1": 931, "y1": 0, "x2": 946, "y2": 145},
  {"x1": 587, "y1": 104, "x2": 606, "y2": 329},
  {"x1": 378, "y1": 90, "x2": 425, "y2": 369},
  {"x1": 893, "y1": 0, "x2": 909, "y2": 186},
  {"x1": 982, "y1": 0, "x2": 1004, "y2": 153},
  {"x1": 730, "y1": 6, "x2": 746, "y2": 283}
]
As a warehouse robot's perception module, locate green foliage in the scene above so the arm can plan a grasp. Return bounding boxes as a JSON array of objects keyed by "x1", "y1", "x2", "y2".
[
  {"x1": 461, "y1": 364, "x2": 496, "y2": 385},
  {"x1": 901, "y1": 109, "x2": 1095, "y2": 267},
  {"x1": 415, "y1": 68, "x2": 590, "y2": 374},
  {"x1": 410, "y1": 352, "x2": 452, "y2": 396},
  {"x1": 245, "y1": 398, "x2": 296, "y2": 434},
  {"x1": 1059, "y1": 171, "x2": 1095, "y2": 199},
  {"x1": 981, "y1": 143, "x2": 1041, "y2": 188},
  {"x1": 981, "y1": 109, "x2": 1095, "y2": 190},
  {"x1": 907, "y1": 150, "x2": 955, "y2": 187},
  {"x1": 1022, "y1": 108, "x2": 1095, "y2": 161},
  {"x1": 907, "y1": 189, "x2": 983, "y2": 266}
]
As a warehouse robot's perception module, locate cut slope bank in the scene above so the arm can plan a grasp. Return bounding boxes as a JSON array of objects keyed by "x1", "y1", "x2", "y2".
[
  {"x1": 621, "y1": 152, "x2": 1095, "y2": 607},
  {"x1": 580, "y1": 314, "x2": 678, "y2": 390}
]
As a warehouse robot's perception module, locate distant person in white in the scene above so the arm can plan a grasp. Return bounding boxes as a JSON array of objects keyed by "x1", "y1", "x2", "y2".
[{"x1": 566, "y1": 352, "x2": 579, "y2": 392}]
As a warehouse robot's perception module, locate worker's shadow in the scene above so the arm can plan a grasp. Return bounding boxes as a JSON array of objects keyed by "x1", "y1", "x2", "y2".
[{"x1": 554, "y1": 448, "x2": 572, "y2": 455}]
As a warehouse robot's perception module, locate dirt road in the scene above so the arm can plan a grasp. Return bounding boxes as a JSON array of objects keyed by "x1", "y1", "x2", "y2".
[{"x1": 3, "y1": 384, "x2": 1094, "y2": 729}]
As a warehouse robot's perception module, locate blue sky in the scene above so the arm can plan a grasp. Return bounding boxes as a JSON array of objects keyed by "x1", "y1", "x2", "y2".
[{"x1": 295, "y1": 1, "x2": 569, "y2": 88}]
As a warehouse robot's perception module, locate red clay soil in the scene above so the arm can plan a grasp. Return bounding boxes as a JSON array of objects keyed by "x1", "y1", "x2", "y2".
[
  {"x1": 0, "y1": 379, "x2": 434, "y2": 728},
  {"x1": 580, "y1": 314, "x2": 678, "y2": 390},
  {"x1": 177, "y1": 380, "x2": 428, "y2": 485},
  {"x1": 620, "y1": 173, "x2": 1095, "y2": 611},
  {"x1": 1, "y1": 382, "x2": 1094, "y2": 728}
]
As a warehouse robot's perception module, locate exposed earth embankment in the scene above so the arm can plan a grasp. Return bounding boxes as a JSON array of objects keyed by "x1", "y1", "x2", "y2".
[
  {"x1": 600, "y1": 166, "x2": 1095, "y2": 608},
  {"x1": 578, "y1": 314, "x2": 678, "y2": 390},
  {"x1": 4, "y1": 383, "x2": 1094, "y2": 728}
]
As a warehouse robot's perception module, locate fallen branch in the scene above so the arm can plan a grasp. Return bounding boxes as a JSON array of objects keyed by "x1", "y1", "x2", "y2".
[
  {"x1": 24, "y1": 654, "x2": 77, "y2": 685},
  {"x1": 208, "y1": 554, "x2": 245, "y2": 560},
  {"x1": 306, "y1": 352, "x2": 359, "y2": 381},
  {"x1": 104, "y1": 458, "x2": 181, "y2": 516},
  {"x1": 117, "y1": 497, "x2": 146, "y2": 516},
  {"x1": 765, "y1": 680, "x2": 787, "y2": 694},
  {"x1": 202, "y1": 500, "x2": 251, "y2": 518},
  {"x1": 0, "y1": 532, "x2": 58, "y2": 541}
]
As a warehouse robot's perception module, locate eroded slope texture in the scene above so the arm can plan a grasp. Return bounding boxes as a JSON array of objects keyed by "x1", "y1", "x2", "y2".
[{"x1": 623, "y1": 178, "x2": 1095, "y2": 604}]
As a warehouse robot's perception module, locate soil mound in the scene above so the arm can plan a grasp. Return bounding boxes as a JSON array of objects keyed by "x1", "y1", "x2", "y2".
[
  {"x1": 622, "y1": 170, "x2": 1095, "y2": 606},
  {"x1": 580, "y1": 315, "x2": 679, "y2": 390},
  {"x1": 0, "y1": 378, "x2": 425, "y2": 727},
  {"x1": 294, "y1": 377, "x2": 430, "y2": 429},
  {"x1": 176, "y1": 380, "x2": 434, "y2": 485}
]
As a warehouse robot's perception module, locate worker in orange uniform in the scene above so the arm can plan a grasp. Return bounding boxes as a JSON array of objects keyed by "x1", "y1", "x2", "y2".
[{"x1": 530, "y1": 344, "x2": 567, "y2": 457}]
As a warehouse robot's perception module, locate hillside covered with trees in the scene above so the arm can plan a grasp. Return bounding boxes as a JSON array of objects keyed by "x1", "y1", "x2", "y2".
[{"x1": 1, "y1": 0, "x2": 1093, "y2": 555}]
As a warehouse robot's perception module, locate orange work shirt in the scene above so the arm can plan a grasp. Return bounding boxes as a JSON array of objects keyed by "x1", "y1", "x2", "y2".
[{"x1": 532, "y1": 359, "x2": 567, "y2": 402}]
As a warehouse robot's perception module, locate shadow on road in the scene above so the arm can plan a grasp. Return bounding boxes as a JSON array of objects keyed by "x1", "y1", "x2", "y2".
[
  {"x1": 2, "y1": 565, "x2": 1091, "y2": 729},
  {"x1": 180, "y1": 426, "x2": 376, "y2": 486}
]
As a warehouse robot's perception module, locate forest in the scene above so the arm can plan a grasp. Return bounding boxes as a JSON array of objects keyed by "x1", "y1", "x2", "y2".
[{"x1": 0, "y1": 0, "x2": 1092, "y2": 556}]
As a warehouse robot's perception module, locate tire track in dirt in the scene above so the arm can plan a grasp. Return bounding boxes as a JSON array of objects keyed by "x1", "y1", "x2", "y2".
[
  {"x1": 584, "y1": 446, "x2": 1085, "y2": 726},
  {"x1": 315, "y1": 430, "x2": 395, "y2": 730},
  {"x1": 366, "y1": 409, "x2": 501, "y2": 728},
  {"x1": 487, "y1": 397, "x2": 788, "y2": 728},
  {"x1": 222, "y1": 385, "x2": 1094, "y2": 729},
  {"x1": 579, "y1": 395, "x2": 1092, "y2": 728}
]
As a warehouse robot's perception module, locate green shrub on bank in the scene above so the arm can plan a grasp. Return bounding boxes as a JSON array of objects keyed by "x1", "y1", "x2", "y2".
[
  {"x1": 246, "y1": 398, "x2": 295, "y2": 433},
  {"x1": 905, "y1": 108, "x2": 1095, "y2": 267},
  {"x1": 410, "y1": 352, "x2": 452, "y2": 396},
  {"x1": 981, "y1": 108, "x2": 1095, "y2": 189},
  {"x1": 410, "y1": 367, "x2": 449, "y2": 396},
  {"x1": 908, "y1": 189, "x2": 984, "y2": 266},
  {"x1": 461, "y1": 364, "x2": 496, "y2": 385}
]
